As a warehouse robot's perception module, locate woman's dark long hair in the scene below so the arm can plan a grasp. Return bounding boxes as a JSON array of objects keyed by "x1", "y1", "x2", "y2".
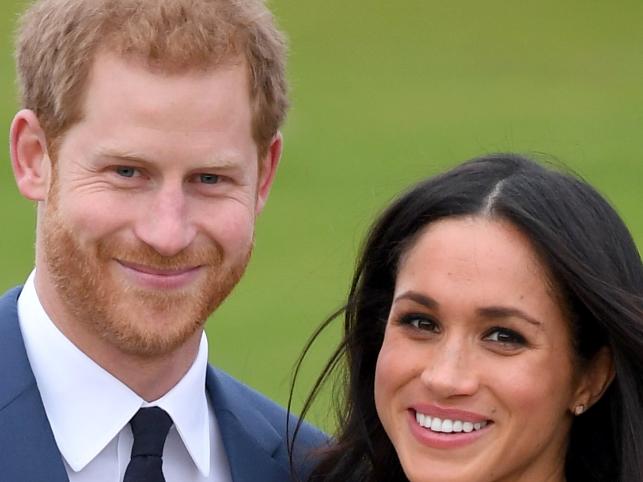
[{"x1": 288, "y1": 153, "x2": 643, "y2": 482}]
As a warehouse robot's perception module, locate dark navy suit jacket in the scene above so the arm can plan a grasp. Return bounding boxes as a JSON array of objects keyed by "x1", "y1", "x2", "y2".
[{"x1": 0, "y1": 286, "x2": 325, "y2": 481}]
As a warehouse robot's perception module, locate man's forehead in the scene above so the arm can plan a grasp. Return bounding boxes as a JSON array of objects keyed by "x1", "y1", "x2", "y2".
[{"x1": 81, "y1": 50, "x2": 252, "y2": 119}]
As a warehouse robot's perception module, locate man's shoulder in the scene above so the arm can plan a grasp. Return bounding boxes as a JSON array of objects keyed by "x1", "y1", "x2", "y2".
[
  {"x1": 0, "y1": 285, "x2": 40, "y2": 401},
  {"x1": 0, "y1": 286, "x2": 69, "y2": 481},
  {"x1": 205, "y1": 365, "x2": 326, "y2": 442},
  {"x1": 205, "y1": 365, "x2": 327, "y2": 479},
  {"x1": 0, "y1": 285, "x2": 22, "y2": 316}
]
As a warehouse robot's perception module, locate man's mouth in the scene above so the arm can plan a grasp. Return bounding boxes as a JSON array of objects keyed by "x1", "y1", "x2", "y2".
[
  {"x1": 117, "y1": 260, "x2": 201, "y2": 276},
  {"x1": 115, "y1": 260, "x2": 204, "y2": 290}
]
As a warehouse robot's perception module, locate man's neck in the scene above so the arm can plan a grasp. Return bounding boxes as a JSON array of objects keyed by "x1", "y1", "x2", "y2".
[
  {"x1": 34, "y1": 268, "x2": 202, "y2": 401},
  {"x1": 82, "y1": 334, "x2": 203, "y2": 402}
]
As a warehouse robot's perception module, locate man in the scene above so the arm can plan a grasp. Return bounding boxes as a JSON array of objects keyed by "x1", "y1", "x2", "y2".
[{"x1": 1, "y1": 0, "x2": 324, "y2": 480}]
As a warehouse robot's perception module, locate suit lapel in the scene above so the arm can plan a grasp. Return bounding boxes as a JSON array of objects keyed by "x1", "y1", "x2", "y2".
[
  {"x1": 0, "y1": 286, "x2": 298, "y2": 482},
  {"x1": 0, "y1": 287, "x2": 69, "y2": 482},
  {"x1": 206, "y1": 368, "x2": 291, "y2": 482}
]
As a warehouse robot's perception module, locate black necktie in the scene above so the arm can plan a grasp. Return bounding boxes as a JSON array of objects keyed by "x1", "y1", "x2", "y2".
[{"x1": 124, "y1": 407, "x2": 174, "y2": 482}]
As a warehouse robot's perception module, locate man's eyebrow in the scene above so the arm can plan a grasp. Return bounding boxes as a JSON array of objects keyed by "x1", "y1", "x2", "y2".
[
  {"x1": 477, "y1": 306, "x2": 543, "y2": 327},
  {"x1": 96, "y1": 149, "x2": 151, "y2": 164},
  {"x1": 95, "y1": 149, "x2": 243, "y2": 169},
  {"x1": 393, "y1": 291, "x2": 438, "y2": 309}
]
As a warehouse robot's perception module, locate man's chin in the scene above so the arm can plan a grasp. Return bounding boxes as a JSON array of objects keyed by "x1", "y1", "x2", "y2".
[
  {"x1": 80, "y1": 285, "x2": 211, "y2": 357},
  {"x1": 99, "y1": 305, "x2": 206, "y2": 357}
]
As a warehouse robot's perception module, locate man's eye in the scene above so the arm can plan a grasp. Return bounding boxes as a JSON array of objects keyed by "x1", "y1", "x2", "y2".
[
  {"x1": 483, "y1": 328, "x2": 526, "y2": 346},
  {"x1": 199, "y1": 174, "x2": 220, "y2": 184},
  {"x1": 115, "y1": 166, "x2": 137, "y2": 178}
]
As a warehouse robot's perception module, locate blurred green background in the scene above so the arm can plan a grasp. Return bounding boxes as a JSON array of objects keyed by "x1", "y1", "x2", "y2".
[{"x1": 1, "y1": 1, "x2": 641, "y2": 431}]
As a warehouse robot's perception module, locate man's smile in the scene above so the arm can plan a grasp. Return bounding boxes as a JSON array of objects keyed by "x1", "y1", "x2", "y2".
[{"x1": 116, "y1": 259, "x2": 204, "y2": 290}]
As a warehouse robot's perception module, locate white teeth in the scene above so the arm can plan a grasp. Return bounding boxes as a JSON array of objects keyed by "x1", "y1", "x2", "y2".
[
  {"x1": 430, "y1": 417, "x2": 441, "y2": 431},
  {"x1": 441, "y1": 419, "x2": 453, "y2": 433},
  {"x1": 415, "y1": 412, "x2": 425, "y2": 426},
  {"x1": 415, "y1": 411, "x2": 488, "y2": 434}
]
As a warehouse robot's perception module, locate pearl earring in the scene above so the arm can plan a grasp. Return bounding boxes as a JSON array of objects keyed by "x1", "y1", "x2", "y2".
[{"x1": 574, "y1": 404, "x2": 585, "y2": 416}]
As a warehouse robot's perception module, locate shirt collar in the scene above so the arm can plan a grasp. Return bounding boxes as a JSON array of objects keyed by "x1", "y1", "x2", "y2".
[
  {"x1": 17, "y1": 270, "x2": 211, "y2": 476},
  {"x1": 145, "y1": 333, "x2": 211, "y2": 476}
]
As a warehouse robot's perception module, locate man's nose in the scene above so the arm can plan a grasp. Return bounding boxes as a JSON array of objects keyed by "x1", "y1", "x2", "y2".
[
  {"x1": 419, "y1": 338, "x2": 479, "y2": 399},
  {"x1": 134, "y1": 185, "x2": 197, "y2": 257}
]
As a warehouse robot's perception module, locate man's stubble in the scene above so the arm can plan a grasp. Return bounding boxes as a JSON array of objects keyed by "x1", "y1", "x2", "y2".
[{"x1": 40, "y1": 175, "x2": 251, "y2": 358}]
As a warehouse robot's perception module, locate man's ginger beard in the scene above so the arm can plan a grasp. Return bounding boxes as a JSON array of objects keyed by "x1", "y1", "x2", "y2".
[{"x1": 41, "y1": 178, "x2": 251, "y2": 358}]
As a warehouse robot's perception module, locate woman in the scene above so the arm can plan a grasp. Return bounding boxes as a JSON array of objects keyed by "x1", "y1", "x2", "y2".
[{"x1": 290, "y1": 154, "x2": 643, "y2": 481}]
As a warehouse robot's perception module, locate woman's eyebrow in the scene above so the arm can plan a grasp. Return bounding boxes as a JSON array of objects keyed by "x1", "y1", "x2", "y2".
[
  {"x1": 477, "y1": 306, "x2": 543, "y2": 327},
  {"x1": 393, "y1": 291, "x2": 438, "y2": 309},
  {"x1": 393, "y1": 293, "x2": 544, "y2": 327}
]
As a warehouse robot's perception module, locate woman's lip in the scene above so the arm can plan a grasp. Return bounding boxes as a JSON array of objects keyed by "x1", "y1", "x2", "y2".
[
  {"x1": 407, "y1": 411, "x2": 492, "y2": 449},
  {"x1": 411, "y1": 405, "x2": 490, "y2": 423}
]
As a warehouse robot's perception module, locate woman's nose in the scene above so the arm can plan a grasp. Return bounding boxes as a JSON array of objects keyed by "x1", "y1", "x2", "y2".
[{"x1": 419, "y1": 338, "x2": 480, "y2": 398}]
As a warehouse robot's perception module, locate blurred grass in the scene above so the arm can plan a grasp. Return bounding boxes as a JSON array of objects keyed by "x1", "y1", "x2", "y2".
[{"x1": 1, "y1": 0, "x2": 641, "y2": 431}]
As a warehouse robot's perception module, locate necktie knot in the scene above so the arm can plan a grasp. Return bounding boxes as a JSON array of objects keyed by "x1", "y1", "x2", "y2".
[{"x1": 124, "y1": 407, "x2": 173, "y2": 482}]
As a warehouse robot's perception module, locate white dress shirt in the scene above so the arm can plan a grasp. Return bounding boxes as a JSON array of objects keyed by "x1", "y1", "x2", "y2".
[{"x1": 17, "y1": 271, "x2": 232, "y2": 482}]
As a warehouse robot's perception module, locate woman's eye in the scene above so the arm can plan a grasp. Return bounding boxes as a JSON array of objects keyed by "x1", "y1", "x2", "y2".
[
  {"x1": 199, "y1": 174, "x2": 220, "y2": 184},
  {"x1": 400, "y1": 314, "x2": 439, "y2": 332},
  {"x1": 484, "y1": 328, "x2": 526, "y2": 346},
  {"x1": 115, "y1": 166, "x2": 138, "y2": 178}
]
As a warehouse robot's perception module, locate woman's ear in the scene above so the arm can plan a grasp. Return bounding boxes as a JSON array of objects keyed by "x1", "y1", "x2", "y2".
[
  {"x1": 570, "y1": 346, "x2": 615, "y2": 415},
  {"x1": 10, "y1": 109, "x2": 52, "y2": 201}
]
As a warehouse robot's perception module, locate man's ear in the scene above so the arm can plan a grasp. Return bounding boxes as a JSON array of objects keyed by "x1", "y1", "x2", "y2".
[
  {"x1": 570, "y1": 346, "x2": 615, "y2": 414},
  {"x1": 255, "y1": 131, "x2": 282, "y2": 214},
  {"x1": 10, "y1": 109, "x2": 51, "y2": 201}
]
